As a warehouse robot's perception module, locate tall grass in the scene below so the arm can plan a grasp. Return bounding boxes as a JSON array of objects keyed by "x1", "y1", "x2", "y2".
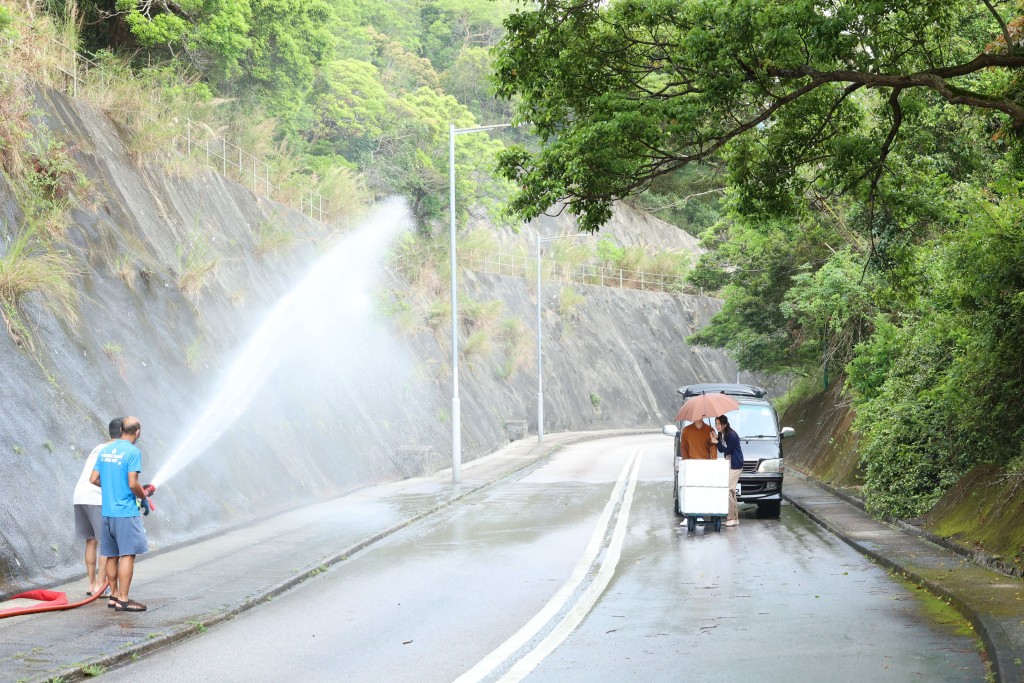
[
  {"x1": 549, "y1": 239, "x2": 591, "y2": 270},
  {"x1": 23, "y1": 136, "x2": 92, "y2": 241},
  {"x1": 463, "y1": 329, "x2": 491, "y2": 360},
  {"x1": 0, "y1": 75, "x2": 33, "y2": 182},
  {"x1": 593, "y1": 237, "x2": 693, "y2": 282},
  {"x1": 0, "y1": 229, "x2": 80, "y2": 344},
  {"x1": 114, "y1": 253, "x2": 135, "y2": 288},
  {"x1": 426, "y1": 300, "x2": 451, "y2": 329},
  {"x1": 393, "y1": 232, "x2": 448, "y2": 297},
  {"x1": 459, "y1": 228, "x2": 499, "y2": 254},
  {"x1": 558, "y1": 286, "x2": 585, "y2": 321},
  {"x1": 176, "y1": 229, "x2": 219, "y2": 301},
  {"x1": 102, "y1": 341, "x2": 126, "y2": 378},
  {"x1": 316, "y1": 166, "x2": 369, "y2": 228},
  {"x1": 2, "y1": 1, "x2": 80, "y2": 92},
  {"x1": 1, "y1": 24, "x2": 92, "y2": 242},
  {"x1": 459, "y1": 298, "x2": 503, "y2": 331},
  {"x1": 253, "y1": 217, "x2": 294, "y2": 259},
  {"x1": 496, "y1": 317, "x2": 531, "y2": 379},
  {"x1": 5, "y1": 2, "x2": 357, "y2": 223}
]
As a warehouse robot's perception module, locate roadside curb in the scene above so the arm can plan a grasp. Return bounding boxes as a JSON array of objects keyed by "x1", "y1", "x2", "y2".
[
  {"x1": 790, "y1": 469, "x2": 1024, "y2": 579},
  {"x1": 39, "y1": 430, "x2": 650, "y2": 683},
  {"x1": 784, "y1": 472, "x2": 1023, "y2": 683}
]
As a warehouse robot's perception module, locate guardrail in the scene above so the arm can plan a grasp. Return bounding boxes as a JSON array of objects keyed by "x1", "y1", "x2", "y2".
[
  {"x1": 2, "y1": 11, "x2": 328, "y2": 223},
  {"x1": 458, "y1": 249, "x2": 703, "y2": 295},
  {"x1": 179, "y1": 120, "x2": 325, "y2": 221}
]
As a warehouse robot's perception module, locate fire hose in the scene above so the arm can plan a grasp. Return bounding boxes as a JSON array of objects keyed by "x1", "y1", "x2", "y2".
[
  {"x1": 0, "y1": 485, "x2": 156, "y2": 619},
  {"x1": 0, "y1": 581, "x2": 110, "y2": 618}
]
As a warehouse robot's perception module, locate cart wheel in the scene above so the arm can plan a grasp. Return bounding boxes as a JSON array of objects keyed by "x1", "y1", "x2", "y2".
[
  {"x1": 714, "y1": 518, "x2": 722, "y2": 532},
  {"x1": 687, "y1": 516, "x2": 696, "y2": 533}
]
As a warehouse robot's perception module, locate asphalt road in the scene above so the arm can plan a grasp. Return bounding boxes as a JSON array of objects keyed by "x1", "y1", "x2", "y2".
[{"x1": 100, "y1": 434, "x2": 985, "y2": 682}]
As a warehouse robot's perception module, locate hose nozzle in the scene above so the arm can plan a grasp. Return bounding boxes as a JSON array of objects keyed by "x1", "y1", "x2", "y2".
[{"x1": 139, "y1": 484, "x2": 156, "y2": 515}]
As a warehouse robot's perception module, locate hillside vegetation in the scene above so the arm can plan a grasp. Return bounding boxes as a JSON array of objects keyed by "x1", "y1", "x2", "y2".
[
  {"x1": 0, "y1": 0, "x2": 708, "y2": 390},
  {"x1": 492, "y1": 0, "x2": 1024, "y2": 519},
  {"x1": 2, "y1": 0, "x2": 519, "y2": 231},
  {"x1": 10, "y1": 0, "x2": 1022, "y2": 525}
]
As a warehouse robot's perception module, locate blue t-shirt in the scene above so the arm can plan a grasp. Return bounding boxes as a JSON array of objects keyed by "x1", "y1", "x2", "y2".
[{"x1": 93, "y1": 439, "x2": 142, "y2": 518}]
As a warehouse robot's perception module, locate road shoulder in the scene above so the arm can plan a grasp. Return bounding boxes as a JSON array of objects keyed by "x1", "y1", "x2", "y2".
[{"x1": 785, "y1": 471, "x2": 1024, "y2": 683}]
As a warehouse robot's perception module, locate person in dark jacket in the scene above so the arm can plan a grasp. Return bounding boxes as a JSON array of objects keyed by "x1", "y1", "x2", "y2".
[{"x1": 715, "y1": 415, "x2": 743, "y2": 527}]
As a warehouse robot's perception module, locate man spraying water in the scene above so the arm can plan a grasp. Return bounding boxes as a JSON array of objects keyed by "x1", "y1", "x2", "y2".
[{"x1": 90, "y1": 416, "x2": 150, "y2": 612}]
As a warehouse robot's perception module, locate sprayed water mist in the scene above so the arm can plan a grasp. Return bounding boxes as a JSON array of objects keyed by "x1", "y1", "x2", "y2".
[{"x1": 151, "y1": 198, "x2": 413, "y2": 487}]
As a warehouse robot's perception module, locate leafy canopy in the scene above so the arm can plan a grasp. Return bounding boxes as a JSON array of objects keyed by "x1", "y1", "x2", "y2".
[{"x1": 494, "y1": 0, "x2": 1024, "y2": 231}]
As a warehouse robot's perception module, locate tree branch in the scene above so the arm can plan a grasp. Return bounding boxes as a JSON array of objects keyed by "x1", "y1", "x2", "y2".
[
  {"x1": 982, "y1": 0, "x2": 1015, "y2": 54},
  {"x1": 774, "y1": 56, "x2": 1024, "y2": 126},
  {"x1": 863, "y1": 87, "x2": 903, "y2": 277}
]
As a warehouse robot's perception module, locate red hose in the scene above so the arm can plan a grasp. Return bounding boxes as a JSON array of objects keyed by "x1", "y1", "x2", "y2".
[{"x1": 0, "y1": 581, "x2": 109, "y2": 619}]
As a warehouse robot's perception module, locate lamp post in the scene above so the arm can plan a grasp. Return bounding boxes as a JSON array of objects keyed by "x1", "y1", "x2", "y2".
[
  {"x1": 449, "y1": 122, "x2": 513, "y2": 483},
  {"x1": 536, "y1": 233, "x2": 590, "y2": 443}
]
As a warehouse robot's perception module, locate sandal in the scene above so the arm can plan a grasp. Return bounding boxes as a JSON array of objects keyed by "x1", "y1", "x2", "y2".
[
  {"x1": 107, "y1": 598, "x2": 118, "y2": 609},
  {"x1": 114, "y1": 599, "x2": 147, "y2": 612}
]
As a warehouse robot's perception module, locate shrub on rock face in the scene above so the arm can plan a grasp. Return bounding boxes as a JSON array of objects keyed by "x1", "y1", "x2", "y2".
[{"x1": 852, "y1": 192, "x2": 1024, "y2": 519}]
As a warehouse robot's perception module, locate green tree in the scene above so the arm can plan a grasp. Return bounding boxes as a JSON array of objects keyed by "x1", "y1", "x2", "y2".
[
  {"x1": 73, "y1": 0, "x2": 333, "y2": 119},
  {"x1": 686, "y1": 208, "x2": 845, "y2": 374},
  {"x1": 441, "y1": 46, "x2": 514, "y2": 124},
  {"x1": 358, "y1": 87, "x2": 509, "y2": 230},
  {"x1": 420, "y1": 0, "x2": 516, "y2": 71},
  {"x1": 309, "y1": 59, "x2": 391, "y2": 159},
  {"x1": 494, "y1": 0, "x2": 1024, "y2": 232},
  {"x1": 852, "y1": 185, "x2": 1024, "y2": 516}
]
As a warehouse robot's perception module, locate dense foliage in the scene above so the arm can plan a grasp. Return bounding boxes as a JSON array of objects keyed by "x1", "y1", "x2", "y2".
[
  {"x1": 51, "y1": 0, "x2": 518, "y2": 229},
  {"x1": 495, "y1": 0, "x2": 1024, "y2": 516}
]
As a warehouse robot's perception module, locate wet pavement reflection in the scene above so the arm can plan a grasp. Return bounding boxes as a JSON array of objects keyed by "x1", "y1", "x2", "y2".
[{"x1": 98, "y1": 434, "x2": 984, "y2": 683}]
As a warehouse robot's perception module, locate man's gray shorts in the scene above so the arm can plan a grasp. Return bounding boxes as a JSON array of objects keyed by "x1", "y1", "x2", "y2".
[
  {"x1": 99, "y1": 516, "x2": 149, "y2": 557},
  {"x1": 74, "y1": 504, "x2": 102, "y2": 542}
]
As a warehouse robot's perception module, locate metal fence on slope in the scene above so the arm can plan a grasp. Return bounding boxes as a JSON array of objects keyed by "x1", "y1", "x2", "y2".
[
  {"x1": 458, "y1": 249, "x2": 704, "y2": 295},
  {"x1": 2, "y1": 12, "x2": 328, "y2": 222}
]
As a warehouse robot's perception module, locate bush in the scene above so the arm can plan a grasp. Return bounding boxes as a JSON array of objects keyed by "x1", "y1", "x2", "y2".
[{"x1": 850, "y1": 188, "x2": 1024, "y2": 517}]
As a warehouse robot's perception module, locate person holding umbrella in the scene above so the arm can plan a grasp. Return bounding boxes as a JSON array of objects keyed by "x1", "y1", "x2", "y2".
[{"x1": 676, "y1": 392, "x2": 740, "y2": 460}]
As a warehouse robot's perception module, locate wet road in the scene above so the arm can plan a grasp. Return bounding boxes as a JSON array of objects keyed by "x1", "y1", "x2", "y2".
[{"x1": 102, "y1": 434, "x2": 985, "y2": 682}]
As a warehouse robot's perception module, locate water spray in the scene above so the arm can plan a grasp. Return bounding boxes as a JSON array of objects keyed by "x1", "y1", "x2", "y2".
[{"x1": 150, "y1": 198, "x2": 413, "y2": 489}]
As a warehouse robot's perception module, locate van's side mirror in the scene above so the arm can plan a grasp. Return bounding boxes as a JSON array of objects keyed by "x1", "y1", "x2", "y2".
[
  {"x1": 662, "y1": 425, "x2": 679, "y2": 437},
  {"x1": 781, "y1": 427, "x2": 796, "y2": 439}
]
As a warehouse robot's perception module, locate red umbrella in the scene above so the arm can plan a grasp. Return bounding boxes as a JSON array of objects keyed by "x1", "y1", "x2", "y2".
[{"x1": 675, "y1": 392, "x2": 740, "y2": 422}]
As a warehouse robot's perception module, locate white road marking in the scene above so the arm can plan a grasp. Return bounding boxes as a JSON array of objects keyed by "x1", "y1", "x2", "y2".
[
  {"x1": 453, "y1": 447, "x2": 643, "y2": 683},
  {"x1": 497, "y1": 449, "x2": 645, "y2": 682}
]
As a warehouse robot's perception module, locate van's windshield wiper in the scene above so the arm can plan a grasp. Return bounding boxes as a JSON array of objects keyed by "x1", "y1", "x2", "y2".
[{"x1": 741, "y1": 434, "x2": 777, "y2": 439}]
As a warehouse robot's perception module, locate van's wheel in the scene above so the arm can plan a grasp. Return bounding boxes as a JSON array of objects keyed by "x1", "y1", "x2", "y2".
[
  {"x1": 758, "y1": 501, "x2": 782, "y2": 518},
  {"x1": 714, "y1": 518, "x2": 722, "y2": 532},
  {"x1": 687, "y1": 516, "x2": 696, "y2": 533}
]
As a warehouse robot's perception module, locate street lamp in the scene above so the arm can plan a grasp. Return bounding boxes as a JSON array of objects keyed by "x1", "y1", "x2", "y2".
[
  {"x1": 536, "y1": 233, "x2": 590, "y2": 443},
  {"x1": 449, "y1": 122, "x2": 513, "y2": 483}
]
